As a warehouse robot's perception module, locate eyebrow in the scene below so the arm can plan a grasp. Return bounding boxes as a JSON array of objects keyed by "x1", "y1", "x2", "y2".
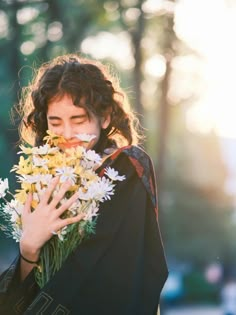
[{"x1": 47, "y1": 115, "x2": 87, "y2": 120}]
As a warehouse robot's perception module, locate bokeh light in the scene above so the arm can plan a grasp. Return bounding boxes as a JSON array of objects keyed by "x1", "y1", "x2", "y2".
[{"x1": 174, "y1": 0, "x2": 236, "y2": 139}]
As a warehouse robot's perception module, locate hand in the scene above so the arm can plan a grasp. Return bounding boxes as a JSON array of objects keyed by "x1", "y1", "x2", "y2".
[{"x1": 20, "y1": 176, "x2": 84, "y2": 260}]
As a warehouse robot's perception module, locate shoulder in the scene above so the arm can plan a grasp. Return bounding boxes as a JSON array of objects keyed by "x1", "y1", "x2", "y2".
[
  {"x1": 110, "y1": 145, "x2": 154, "y2": 178},
  {"x1": 100, "y1": 145, "x2": 158, "y2": 214},
  {"x1": 105, "y1": 145, "x2": 153, "y2": 168},
  {"x1": 100, "y1": 145, "x2": 155, "y2": 176}
]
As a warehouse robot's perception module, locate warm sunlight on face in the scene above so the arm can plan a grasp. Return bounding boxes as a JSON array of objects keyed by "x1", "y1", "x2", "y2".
[
  {"x1": 175, "y1": 0, "x2": 236, "y2": 138},
  {"x1": 47, "y1": 94, "x2": 110, "y2": 150}
]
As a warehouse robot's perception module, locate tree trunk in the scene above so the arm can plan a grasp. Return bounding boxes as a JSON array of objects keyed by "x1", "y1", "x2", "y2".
[
  {"x1": 130, "y1": 0, "x2": 145, "y2": 126},
  {"x1": 157, "y1": 13, "x2": 175, "y2": 208}
]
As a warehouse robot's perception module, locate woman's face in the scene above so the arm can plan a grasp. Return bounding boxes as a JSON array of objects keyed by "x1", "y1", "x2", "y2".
[{"x1": 47, "y1": 94, "x2": 110, "y2": 150}]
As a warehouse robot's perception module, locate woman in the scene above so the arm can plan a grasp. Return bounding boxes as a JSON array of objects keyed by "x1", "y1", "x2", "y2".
[{"x1": 0, "y1": 54, "x2": 168, "y2": 314}]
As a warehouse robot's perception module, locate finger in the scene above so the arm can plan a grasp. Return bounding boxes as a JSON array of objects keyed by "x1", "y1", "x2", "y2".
[
  {"x1": 42, "y1": 176, "x2": 60, "y2": 205},
  {"x1": 56, "y1": 191, "x2": 79, "y2": 216},
  {"x1": 49, "y1": 180, "x2": 72, "y2": 208},
  {"x1": 22, "y1": 193, "x2": 33, "y2": 215},
  {"x1": 59, "y1": 213, "x2": 85, "y2": 228}
]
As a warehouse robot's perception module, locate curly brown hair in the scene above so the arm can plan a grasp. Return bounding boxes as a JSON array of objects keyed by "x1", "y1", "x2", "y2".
[{"x1": 19, "y1": 54, "x2": 142, "y2": 148}]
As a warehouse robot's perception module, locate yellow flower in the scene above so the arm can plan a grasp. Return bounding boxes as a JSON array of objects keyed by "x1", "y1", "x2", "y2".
[
  {"x1": 18, "y1": 145, "x2": 33, "y2": 155},
  {"x1": 31, "y1": 199, "x2": 39, "y2": 209},
  {"x1": 65, "y1": 146, "x2": 84, "y2": 159},
  {"x1": 15, "y1": 216, "x2": 22, "y2": 228},
  {"x1": 47, "y1": 153, "x2": 64, "y2": 169},
  {"x1": 12, "y1": 156, "x2": 33, "y2": 175},
  {"x1": 15, "y1": 190, "x2": 28, "y2": 204},
  {"x1": 43, "y1": 130, "x2": 66, "y2": 146},
  {"x1": 80, "y1": 169, "x2": 98, "y2": 182},
  {"x1": 74, "y1": 164, "x2": 83, "y2": 175},
  {"x1": 21, "y1": 181, "x2": 34, "y2": 192}
]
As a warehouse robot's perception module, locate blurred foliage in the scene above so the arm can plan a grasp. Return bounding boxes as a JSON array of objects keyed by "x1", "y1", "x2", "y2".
[
  {"x1": 183, "y1": 270, "x2": 220, "y2": 303},
  {"x1": 160, "y1": 105, "x2": 234, "y2": 266},
  {"x1": 0, "y1": 0, "x2": 235, "y2": 284}
]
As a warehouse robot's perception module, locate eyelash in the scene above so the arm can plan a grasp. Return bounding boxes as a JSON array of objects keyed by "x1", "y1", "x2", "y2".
[
  {"x1": 50, "y1": 124, "x2": 60, "y2": 127},
  {"x1": 50, "y1": 122, "x2": 84, "y2": 127}
]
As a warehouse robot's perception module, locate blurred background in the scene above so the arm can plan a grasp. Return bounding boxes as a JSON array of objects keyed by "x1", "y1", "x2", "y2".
[{"x1": 1, "y1": 0, "x2": 236, "y2": 314}]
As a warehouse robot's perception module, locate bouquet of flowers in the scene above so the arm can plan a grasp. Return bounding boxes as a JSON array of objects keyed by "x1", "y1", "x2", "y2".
[{"x1": 0, "y1": 131, "x2": 125, "y2": 288}]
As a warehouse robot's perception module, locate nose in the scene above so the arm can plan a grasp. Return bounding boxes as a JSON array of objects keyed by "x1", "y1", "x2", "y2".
[{"x1": 63, "y1": 124, "x2": 74, "y2": 140}]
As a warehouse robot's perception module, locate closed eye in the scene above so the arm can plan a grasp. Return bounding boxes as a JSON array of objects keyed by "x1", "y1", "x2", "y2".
[
  {"x1": 74, "y1": 120, "x2": 86, "y2": 125},
  {"x1": 50, "y1": 124, "x2": 60, "y2": 127}
]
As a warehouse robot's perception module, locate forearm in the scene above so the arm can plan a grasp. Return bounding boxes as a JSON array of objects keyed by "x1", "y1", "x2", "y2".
[
  {"x1": 20, "y1": 257, "x2": 38, "y2": 282},
  {"x1": 20, "y1": 238, "x2": 40, "y2": 282}
]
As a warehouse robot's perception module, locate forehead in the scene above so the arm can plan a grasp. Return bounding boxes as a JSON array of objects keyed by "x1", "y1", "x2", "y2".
[{"x1": 47, "y1": 94, "x2": 86, "y2": 116}]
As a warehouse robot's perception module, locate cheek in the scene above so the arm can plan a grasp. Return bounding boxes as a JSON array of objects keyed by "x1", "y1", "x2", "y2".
[
  {"x1": 91, "y1": 122, "x2": 102, "y2": 137},
  {"x1": 81, "y1": 119, "x2": 101, "y2": 135}
]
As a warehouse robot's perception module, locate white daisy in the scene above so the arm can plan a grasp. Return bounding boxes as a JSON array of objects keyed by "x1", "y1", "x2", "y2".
[
  {"x1": 56, "y1": 226, "x2": 68, "y2": 241},
  {"x1": 32, "y1": 144, "x2": 58, "y2": 155},
  {"x1": 3, "y1": 199, "x2": 23, "y2": 216},
  {"x1": 32, "y1": 156, "x2": 48, "y2": 169},
  {"x1": 68, "y1": 199, "x2": 81, "y2": 215},
  {"x1": 78, "y1": 177, "x2": 115, "y2": 202},
  {"x1": 17, "y1": 174, "x2": 42, "y2": 184},
  {"x1": 56, "y1": 166, "x2": 77, "y2": 184},
  {"x1": 105, "y1": 167, "x2": 126, "y2": 181},
  {"x1": 0, "y1": 178, "x2": 8, "y2": 198},
  {"x1": 39, "y1": 174, "x2": 53, "y2": 185},
  {"x1": 83, "y1": 149, "x2": 101, "y2": 163},
  {"x1": 81, "y1": 150, "x2": 102, "y2": 169},
  {"x1": 83, "y1": 201, "x2": 99, "y2": 221},
  {"x1": 75, "y1": 133, "x2": 97, "y2": 143},
  {"x1": 11, "y1": 226, "x2": 22, "y2": 242},
  {"x1": 10, "y1": 209, "x2": 20, "y2": 223}
]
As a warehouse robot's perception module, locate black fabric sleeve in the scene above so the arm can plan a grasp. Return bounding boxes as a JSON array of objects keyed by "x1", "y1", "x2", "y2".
[{"x1": 0, "y1": 255, "x2": 39, "y2": 315}]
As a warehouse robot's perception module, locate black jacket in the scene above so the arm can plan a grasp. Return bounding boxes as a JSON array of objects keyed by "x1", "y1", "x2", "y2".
[{"x1": 0, "y1": 146, "x2": 168, "y2": 315}]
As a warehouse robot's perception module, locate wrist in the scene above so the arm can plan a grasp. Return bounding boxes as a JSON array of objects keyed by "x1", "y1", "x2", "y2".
[
  {"x1": 20, "y1": 252, "x2": 40, "y2": 264},
  {"x1": 20, "y1": 238, "x2": 41, "y2": 262}
]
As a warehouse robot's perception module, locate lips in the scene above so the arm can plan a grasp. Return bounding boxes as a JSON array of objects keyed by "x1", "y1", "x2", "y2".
[{"x1": 61, "y1": 142, "x2": 82, "y2": 148}]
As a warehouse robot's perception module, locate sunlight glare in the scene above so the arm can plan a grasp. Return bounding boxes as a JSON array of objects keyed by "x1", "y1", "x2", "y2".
[
  {"x1": 142, "y1": 0, "x2": 174, "y2": 14},
  {"x1": 168, "y1": 55, "x2": 205, "y2": 104},
  {"x1": 141, "y1": 79, "x2": 158, "y2": 110},
  {"x1": 17, "y1": 7, "x2": 39, "y2": 25},
  {"x1": 187, "y1": 93, "x2": 236, "y2": 139},
  {"x1": 175, "y1": 0, "x2": 236, "y2": 138},
  {"x1": 20, "y1": 41, "x2": 36, "y2": 55},
  {"x1": 0, "y1": 11, "x2": 8, "y2": 38},
  {"x1": 142, "y1": 0, "x2": 163, "y2": 13},
  {"x1": 186, "y1": 101, "x2": 213, "y2": 135},
  {"x1": 145, "y1": 54, "x2": 166, "y2": 78},
  {"x1": 81, "y1": 32, "x2": 134, "y2": 70},
  {"x1": 123, "y1": 8, "x2": 141, "y2": 23},
  {"x1": 47, "y1": 22, "x2": 63, "y2": 42}
]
